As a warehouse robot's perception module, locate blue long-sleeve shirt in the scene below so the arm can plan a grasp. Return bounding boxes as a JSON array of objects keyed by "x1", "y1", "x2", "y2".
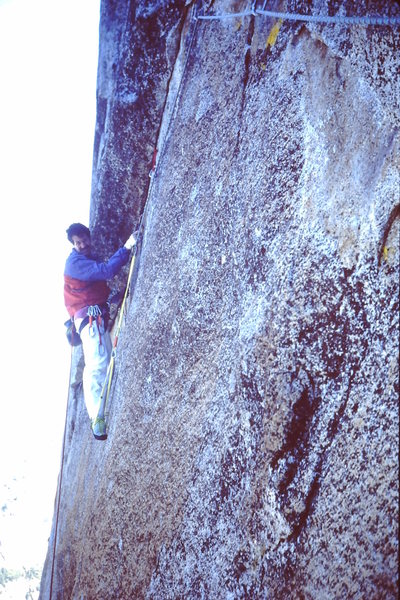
[{"x1": 64, "y1": 247, "x2": 130, "y2": 281}]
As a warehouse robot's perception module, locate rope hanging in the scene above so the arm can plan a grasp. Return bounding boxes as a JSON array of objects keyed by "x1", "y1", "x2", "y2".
[{"x1": 100, "y1": 242, "x2": 138, "y2": 415}]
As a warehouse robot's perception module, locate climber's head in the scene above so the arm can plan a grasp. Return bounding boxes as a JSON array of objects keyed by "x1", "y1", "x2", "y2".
[{"x1": 66, "y1": 223, "x2": 91, "y2": 256}]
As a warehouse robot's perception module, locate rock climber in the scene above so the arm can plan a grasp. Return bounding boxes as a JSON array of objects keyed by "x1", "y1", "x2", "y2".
[{"x1": 64, "y1": 223, "x2": 136, "y2": 440}]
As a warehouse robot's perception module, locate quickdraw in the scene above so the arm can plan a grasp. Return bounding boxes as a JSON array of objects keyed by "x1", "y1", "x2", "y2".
[{"x1": 88, "y1": 304, "x2": 106, "y2": 355}]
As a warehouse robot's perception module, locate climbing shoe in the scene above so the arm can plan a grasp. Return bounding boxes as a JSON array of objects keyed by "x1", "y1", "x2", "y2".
[{"x1": 91, "y1": 417, "x2": 107, "y2": 441}]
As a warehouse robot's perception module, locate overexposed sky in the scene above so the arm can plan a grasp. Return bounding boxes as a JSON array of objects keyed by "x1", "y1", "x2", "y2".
[{"x1": 0, "y1": 0, "x2": 100, "y2": 571}]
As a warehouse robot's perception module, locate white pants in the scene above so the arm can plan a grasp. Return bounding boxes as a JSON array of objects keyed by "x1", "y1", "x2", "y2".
[{"x1": 78, "y1": 317, "x2": 112, "y2": 421}]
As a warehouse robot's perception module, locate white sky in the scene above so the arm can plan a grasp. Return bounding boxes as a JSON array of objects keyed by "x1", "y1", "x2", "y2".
[{"x1": 0, "y1": 0, "x2": 100, "y2": 573}]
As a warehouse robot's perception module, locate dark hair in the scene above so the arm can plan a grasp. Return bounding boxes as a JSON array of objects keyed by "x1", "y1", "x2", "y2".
[{"x1": 66, "y1": 223, "x2": 91, "y2": 243}]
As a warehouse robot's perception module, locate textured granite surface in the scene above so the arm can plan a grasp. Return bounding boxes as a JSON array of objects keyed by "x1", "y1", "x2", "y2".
[{"x1": 41, "y1": 1, "x2": 399, "y2": 598}]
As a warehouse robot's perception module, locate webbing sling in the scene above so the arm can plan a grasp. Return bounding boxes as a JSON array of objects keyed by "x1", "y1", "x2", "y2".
[{"x1": 99, "y1": 243, "x2": 138, "y2": 414}]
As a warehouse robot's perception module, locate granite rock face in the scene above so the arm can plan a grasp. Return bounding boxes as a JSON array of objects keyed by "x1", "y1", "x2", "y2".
[{"x1": 41, "y1": 1, "x2": 399, "y2": 598}]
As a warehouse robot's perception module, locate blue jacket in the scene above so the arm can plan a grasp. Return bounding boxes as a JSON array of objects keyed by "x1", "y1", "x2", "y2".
[{"x1": 64, "y1": 247, "x2": 130, "y2": 281}]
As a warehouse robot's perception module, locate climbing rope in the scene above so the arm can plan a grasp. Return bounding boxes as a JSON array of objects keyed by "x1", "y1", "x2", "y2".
[
  {"x1": 196, "y1": 7, "x2": 400, "y2": 26},
  {"x1": 100, "y1": 240, "x2": 138, "y2": 415}
]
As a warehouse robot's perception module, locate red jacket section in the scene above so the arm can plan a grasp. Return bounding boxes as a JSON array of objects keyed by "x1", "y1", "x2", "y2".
[{"x1": 64, "y1": 275, "x2": 110, "y2": 317}]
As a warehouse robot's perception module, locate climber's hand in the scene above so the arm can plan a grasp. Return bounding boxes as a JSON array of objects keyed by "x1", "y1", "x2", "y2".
[{"x1": 124, "y1": 234, "x2": 136, "y2": 250}]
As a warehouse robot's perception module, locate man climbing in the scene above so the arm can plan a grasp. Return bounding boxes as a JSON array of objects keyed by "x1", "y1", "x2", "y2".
[{"x1": 64, "y1": 223, "x2": 136, "y2": 440}]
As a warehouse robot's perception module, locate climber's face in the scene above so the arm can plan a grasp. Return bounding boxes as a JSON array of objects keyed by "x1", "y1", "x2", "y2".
[{"x1": 72, "y1": 233, "x2": 91, "y2": 256}]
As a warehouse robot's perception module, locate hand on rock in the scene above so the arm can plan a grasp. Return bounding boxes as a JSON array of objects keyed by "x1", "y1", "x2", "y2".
[{"x1": 124, "y1": 234, "x2": 136, "y2": 250}]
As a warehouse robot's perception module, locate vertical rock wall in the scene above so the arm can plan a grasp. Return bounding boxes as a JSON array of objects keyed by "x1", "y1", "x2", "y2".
[
  {"x1": 89, "y1": 0, "x2": 189, "y2": 256},
  {"x1": 41, "y1": 1, "x2": 399, "y2": 598}
]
